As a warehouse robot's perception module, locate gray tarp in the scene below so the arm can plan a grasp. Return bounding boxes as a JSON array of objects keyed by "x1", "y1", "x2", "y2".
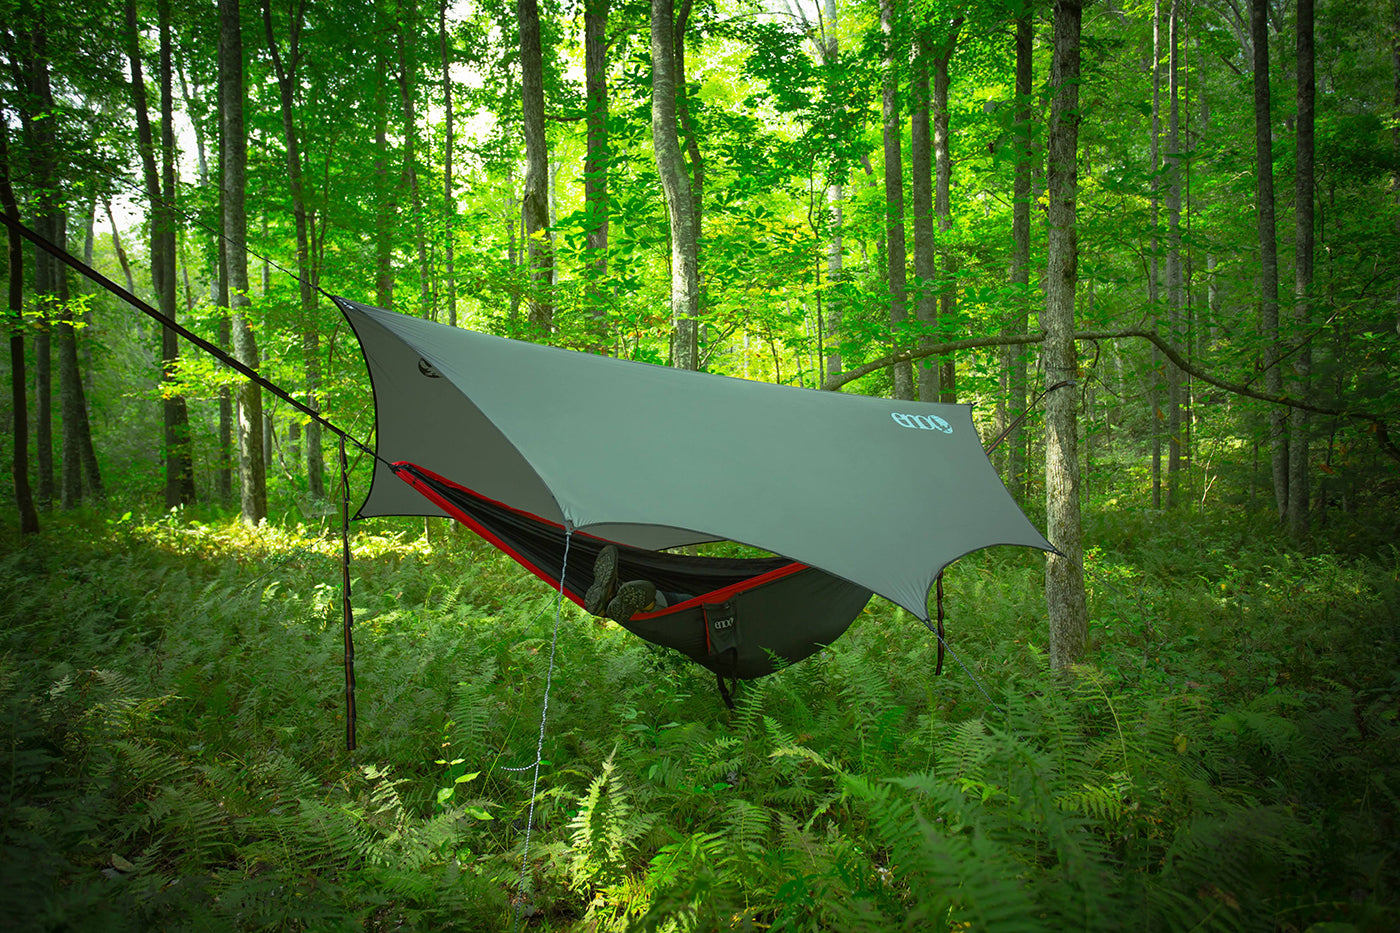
[{"x1": 338, "y1": 297, "x2": 1053, "y2": 620}]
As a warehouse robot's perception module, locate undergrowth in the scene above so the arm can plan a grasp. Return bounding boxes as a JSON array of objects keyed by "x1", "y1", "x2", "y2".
[{"x1": 0, "y1": 506, "x2": 1396, "y2": 931}]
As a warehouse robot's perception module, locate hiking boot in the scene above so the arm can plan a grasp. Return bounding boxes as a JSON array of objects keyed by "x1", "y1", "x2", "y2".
[
  {"x1": 584, "y1": 545, "x2": 619, "y2": 616},
  {"x1": 607, "y1": 580, "x2": 657, "y2": 622}
]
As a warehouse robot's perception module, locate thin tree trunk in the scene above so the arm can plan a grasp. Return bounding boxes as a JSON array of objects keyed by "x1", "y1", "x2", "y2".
[
  {"x1": 440, "y1": 0, "x2": 457, "y2": 328},
  {"x1": 932, "y1": 23, "x2": 961, "y2": 403},
  {"x1": 128, "y1": 0, "x2": 192, "y2": 507},
  {"x1": 652, "y1": 0, "x2": 699, "y2": 370},
  {"x1": 222, "y1": 0, "x2": 266, "y2": 525},
  {"x1": 1392, "y1": 1, "x2": 1399, "y2": 339},
  {"x1": 910, "y1": 34, "x2": 938, "y2": 403},
  {"x1": 519, "y1": 0, "x2": 554, "y2": 334},
  {"x1": 397, "y1": 0, "x2": 432, "y2": 318},
  {"x1": 1393, "y1": 1, "x2": 1399, "y2": 338},
  {"x1": 54, "y1": 210, "x2": 101, "y2": 504},
  {"x1": 215, "y1": 36, "x2": 232, "y2": 505},
  {"x1": 1288, "y1": 0, "x2": 1314, "y2": 536},
  {"x1": 1004, "y1": 5, "x2": 1033, "y2": 495},
  {"x1": 263, "y1": 0, "x2": 324, "y2": 499},
  {"x1": 158, "y1": 0, "x2": 194, "y2": 506},
  {"x1": 105, "y1": 201, "x2": 136, "y2": 294},
  {"x1": 1165, "y1": 0, "x2": 1184, "y2": 508},
  {"x1": 1149, "y1": 0, "x2": 1163, "y2": 509},
  {"x1": 880, "y1": 0, "x2": 911, "y2": 400},
  {"x1": 1045, "y1": 0, "x2": 1088, "y2": 670},
  {"x1": 584, "y1": 0, "x2": 610, "y2": 344},
  {"x1": 13, "y1": 25, "x2": 57, "y2": 510},
  {"x1": 1252, "y1": 0, "x2": 1287, "y2": 518},
  {"x1": 822, "y1": 0, "x2": 844, "y2": 385},
  {"x1": 374, "y1": 43, "x2": 394, "y2": 308},
  {"x1": 1, "y1": 120, "x2": 39, "y2": 533},
  {"x1": 675, "y1": 0, "x2": 705, "y2": 321}
]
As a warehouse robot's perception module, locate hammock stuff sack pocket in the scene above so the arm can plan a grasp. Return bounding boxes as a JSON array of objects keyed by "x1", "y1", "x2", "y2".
[{"x1": 394, "y1": 463, "x2": 873, "y2": 680}]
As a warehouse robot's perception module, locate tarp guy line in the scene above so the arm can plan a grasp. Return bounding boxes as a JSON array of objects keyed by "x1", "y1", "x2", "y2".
[{"x1": 0, "y1": 211, "x2": 367, "y2": 751}]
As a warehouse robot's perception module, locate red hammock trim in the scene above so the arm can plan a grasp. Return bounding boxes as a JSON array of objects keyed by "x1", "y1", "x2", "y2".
[{"x1": 390, "y1": 461, "x2": 807, "y2": 618}]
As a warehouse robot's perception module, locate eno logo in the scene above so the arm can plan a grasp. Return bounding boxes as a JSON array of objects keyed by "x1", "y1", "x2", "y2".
[
  {"x1": 892, "y1": 412, "x2": 953, "y2": 433},
  {"x1": 711, "y1": 616, "x2": 734, "y2": 631}
]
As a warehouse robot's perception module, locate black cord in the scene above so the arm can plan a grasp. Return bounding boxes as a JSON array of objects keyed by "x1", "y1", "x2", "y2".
[{"x1": 0, "y1": 210, "x2": 384, "y2": 467}]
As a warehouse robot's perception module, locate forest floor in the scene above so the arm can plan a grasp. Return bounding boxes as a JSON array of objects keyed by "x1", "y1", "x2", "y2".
[{"x1": 0, "y1": 504, "x2": 1397, "y2": 931}]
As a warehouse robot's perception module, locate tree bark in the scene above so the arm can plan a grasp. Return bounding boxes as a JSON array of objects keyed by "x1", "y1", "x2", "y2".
[
  {"x1": 910, "y1": 34, "x2": 937, "y2": 403},
  {"x1": 880, "y1": 0, "x2": 911, "y2": 400},
  {"x1": 1002, "y1": 5, "x2": 1034, "y2": 495},
  {"x1": 157, "y1": 0, "x2": 194, "y2": 507},
  {"x1": 1288, "y1": 0, "x2": 1314, "y2": 537},
  {"x1": 10, "y1": 23, "x2": 57, "y2": 510},
  {"x1": 263, "y1": 0, "x2": 324, "y2": 499},
  {"x1": 1, "y1": 120, "x2": 39, "y2": 533},
  {"x1": 822, "y1": 0, "x2": 844, "y2": 385},
  {"x1": 675, "y1": 0, "x2": 705, "y2": 318},
  {"x1": 396, "y1": 0, "x2": 432, "y2": 318},
  {"x1": 519, "y1": 0, "x2": 554, "y2": 334},
  {"x1": 652, "y1": 0, "x2": 700, "y2": 370},
  {"x1": 222, "y1": 0, "x2": 266, "y2": 525},
  {"x1": 440, "y1": 0, "x2": 457, "y2": 328},
  {"x1": 215, "y1": 34, "x2": 232, "y2": 505},
  {"x1": 128, "y1": 0, "x2": 192, "y2": 507},
  {"x1": 584, "y1": 0, "x2": 610, "y2": 344},
  {"x1": 1149, "y1": 0, "x2": 1163, "y2": 509},
  {"x1": 1252, "y1": 0, "x2": 1287, "y2": 519},
  {"x1": 104, "y1": 201, "x2": 136, "y2": 294},
  {"x1": 54, "y1": 211, "x2": 102, "y2": 506},
  {"x1": 374, "y1": 42, "x2": 394, "y2": 309},
  {"x1": 1045, "y1": 0, "x2": 1088, "y2": 670},
  {"x1": 1165, "y1": 0, "x2": 1184, "y2": 508},
  {"x1": 931, "y1": 22, "x2": 961, "y2": 403}
]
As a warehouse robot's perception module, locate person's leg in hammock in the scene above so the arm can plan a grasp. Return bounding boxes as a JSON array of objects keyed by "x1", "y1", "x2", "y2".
[{"x1": 584, "y1": 545, "x2": 684, "y2": 622}]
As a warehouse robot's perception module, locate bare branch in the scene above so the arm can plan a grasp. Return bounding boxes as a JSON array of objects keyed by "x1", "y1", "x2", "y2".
[{"x1": 821, "y1": 329, "x2": 1400, "y2": 462}]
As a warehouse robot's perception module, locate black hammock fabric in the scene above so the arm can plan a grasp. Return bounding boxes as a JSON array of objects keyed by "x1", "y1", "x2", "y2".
[{"x1": 394, "y1": 463, "x2": 874, "y2": 679}]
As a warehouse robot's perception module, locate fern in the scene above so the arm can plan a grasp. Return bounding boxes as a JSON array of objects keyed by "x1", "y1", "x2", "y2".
[{"x1": 567, "y1": 747, "x2": 653, "y2": 895}]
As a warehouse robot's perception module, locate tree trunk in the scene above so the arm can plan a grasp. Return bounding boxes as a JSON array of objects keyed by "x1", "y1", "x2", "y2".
[
  {"x1": 397, "y1": 0, "x2": 432, "y2": 318},
  {"x1": 932, "y1": 23, "x2": 961, "y2": 403},
  {"x1": 12, "y1": 24, "x2": 57, "y2": 510},
  {"x1": 1393, "y1": 0, "x2": 1399, "y2": 339},
  {"x1": 263, "y1": 0, "x2": 324, "y2": 499},
  {"x1": 584, "y1": 0, "x2": 610, "y2": 344},
  {"x1": 215, "y1": 37, "x2": 232, "y2": 506},
  {"x1": 374, "y1": 42, "x2": 394, "y2": 308},
  {"x1": 822, "y1": 0, "x2": 844, "y2": 385},
  {"x1": 222, "y1": 0, "x2": 266, "y2": 525},
  {"x1": 675, "y1": 0, "x2": 705, "y2": 320},
  {"x1": 1288, "y1": 0, "x2": 1314, "y2": 537},
  {"x1": 1165, "y1": 0, "x2": 1184, "y2": 508},
  {"x1": 1, "y1": 121, "x2": 39, "y2": 533},
  {"x1": 519, "y1": 0, "x2": 554, "y2": 335},
  {"x1": 1149, "y1": 0, "x2": 1163, "y2": 509},
  {"x1": 158, "y1": 0, "x2": 194, "y2": 507},
  {"x1": 652, "y1": 0, "x2": 699, "y2": 370},
  {"x1": 880, "y1": 0, "x2": 911, "y2": 400},
  {"x1": 1044, "y1": 0, "x2": 1088, "y2": 670},
  {"x1": 440, "y1": 0, "x2": 457, "y2": 328},
  {"x1": 128, "y1": 0, "x2": 193, "y2": 508},
  {"x1": 105, "y1": 201, "x2": 136, "y2": 294},
  {"x1": 1252, "y1": 0, "x2": 1287, "y2": 519},
  {"x1": 55, "y1": 211, "x2": 102, "y2": 506},
  {"x1": 1003, "y1": 5, "x2": 1033, "y2": 495},
  {"x1": 910, "y1": 35, "x2": 938, "y2": 403}
]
